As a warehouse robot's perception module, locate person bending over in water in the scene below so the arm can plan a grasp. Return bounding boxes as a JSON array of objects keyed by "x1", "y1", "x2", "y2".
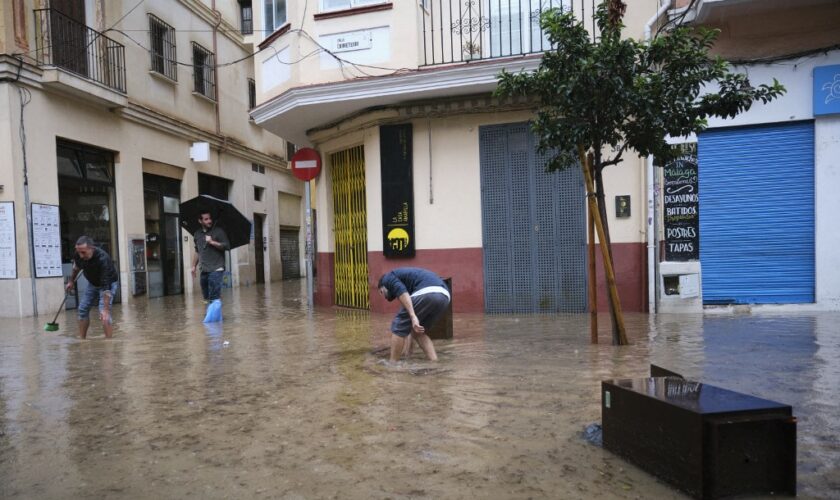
[
  {"x1": 66, "y1": 236, "x2": 119, "y2": 339},
  {"x1": 377, "y1": 267, "x2": 450, "y2": 364}
]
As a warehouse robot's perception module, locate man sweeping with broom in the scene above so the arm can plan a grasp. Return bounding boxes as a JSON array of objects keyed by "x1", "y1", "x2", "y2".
[{"x1": 64, "y1": 236, "x2": 119, "y2": 339}]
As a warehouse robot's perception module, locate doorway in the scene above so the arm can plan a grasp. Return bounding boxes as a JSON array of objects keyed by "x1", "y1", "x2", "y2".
[
  {"x1": 254, "y1": 213, "x2": 265, "y2": 284},
  {"x1": 143, "y1": 173, "x2": 183, "y2": 297},
  {"x1": 330, "y1": 146, "x2": 369, "y2": 309},
  {"x1": 50, "y1": 0, "x2": 88, "y2": 76},
  {"x1": 279, "y1": 228, "x2": 301, "y2": 279},
  {"x1": 57, "y1": 140, "x2": 120, "y2": 308},
  {"x1": 479, "y1": 122, "x2": 587, "y2": 313}
]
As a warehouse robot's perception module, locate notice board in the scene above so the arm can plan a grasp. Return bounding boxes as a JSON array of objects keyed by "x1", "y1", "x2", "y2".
[
  {"x1": 32, "y1": 203, "x2": 63, "y2": 278},
  {"x1": 0, "y1": 202, "x2": 16, "y2": 279},
  {"x1": 663, "y1": 157, "x2": 699, "y2": 261}
]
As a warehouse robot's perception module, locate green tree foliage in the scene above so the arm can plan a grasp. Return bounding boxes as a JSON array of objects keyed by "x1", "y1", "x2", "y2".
[
  {"x1": 495, "y1": 0, "x2": 784, "y2": 341},
  {"x1": 496, "y1": 1, "x2": 784, "y2": 173}
]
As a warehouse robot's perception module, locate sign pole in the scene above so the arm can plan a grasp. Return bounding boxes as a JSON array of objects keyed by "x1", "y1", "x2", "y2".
[
  {"x1": 290, "y1": 147, "x2": 322, "y2": 309},
  {"x1": 304, "y1": 180, "x2": 314, "y2": 308}
]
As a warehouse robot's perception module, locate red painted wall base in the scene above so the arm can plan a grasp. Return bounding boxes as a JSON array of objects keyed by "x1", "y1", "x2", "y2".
[{"x1": 314, "y1": 242, "x2": 647, "y2": 314}]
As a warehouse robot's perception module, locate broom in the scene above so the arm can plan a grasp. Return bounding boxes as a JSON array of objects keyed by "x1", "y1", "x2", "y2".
[{"x1": 45, "y1": 274, "x2": 79, "y2": 332}]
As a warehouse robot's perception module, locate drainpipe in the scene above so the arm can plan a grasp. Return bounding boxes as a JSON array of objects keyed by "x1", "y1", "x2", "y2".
[
  {"x1": 211, "y1": 1, "x2": 221, "y2": 136},
  {"x1": 644, "y1": 0, "x2": 671, "y2": 315}
]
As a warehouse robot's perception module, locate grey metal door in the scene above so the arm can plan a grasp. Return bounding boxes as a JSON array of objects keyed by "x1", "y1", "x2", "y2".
[
  {"x1": 479, "y1": 122, "x2": 587, "y2": 313},
  {"x1": 279, "y1": 229, "x2": 301, "y2": 279}
]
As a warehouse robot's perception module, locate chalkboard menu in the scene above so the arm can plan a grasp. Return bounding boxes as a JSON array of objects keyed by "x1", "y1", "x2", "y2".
[
  {"x1": 380, "y1": 124, "x2": 415, "y2": 258},
  {"x1": 663, "y1": 156, "x2": 699, "y2": 261}
]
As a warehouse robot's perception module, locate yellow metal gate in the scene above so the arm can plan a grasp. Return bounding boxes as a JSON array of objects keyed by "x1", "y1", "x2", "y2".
[{"x1": 330, "y1": 146, "x2": 370, "y2": 309}]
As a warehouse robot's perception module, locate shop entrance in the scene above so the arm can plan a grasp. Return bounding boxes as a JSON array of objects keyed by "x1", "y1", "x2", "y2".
[
  {"x1": 143, "y1": 173, "x2": 183, "y2": 297},
  {"x1": 57, "y1": 140, "x2": 120, "y2": 308}
]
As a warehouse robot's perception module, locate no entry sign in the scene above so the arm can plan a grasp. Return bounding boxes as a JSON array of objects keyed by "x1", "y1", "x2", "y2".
[{"x1": 290, "y1": 148, "x2": 322, "y2": 182}]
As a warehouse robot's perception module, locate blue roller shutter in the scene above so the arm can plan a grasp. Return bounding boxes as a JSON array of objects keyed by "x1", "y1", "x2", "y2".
[{"x1": 698, "y1": 121, "x2": 814, "y2": 304}]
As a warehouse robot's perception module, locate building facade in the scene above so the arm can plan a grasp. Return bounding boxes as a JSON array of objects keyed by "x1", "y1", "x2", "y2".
[
  {"x1": 0, "y1": 0, "x2": 303, "y2": 318},
  {"x1": 656, "y1": 0, "x2": 840, "y2": 312},
  {"x1": 250, "y1": 0, "x2": 662, "y2": 314}
]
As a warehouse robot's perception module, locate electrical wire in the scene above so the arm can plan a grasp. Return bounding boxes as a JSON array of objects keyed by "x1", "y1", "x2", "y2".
[{"x1": 655, "y1": 0, "x2": 698, "y2": 37}]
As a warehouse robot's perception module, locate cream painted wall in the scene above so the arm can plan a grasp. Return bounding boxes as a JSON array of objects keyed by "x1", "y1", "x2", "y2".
[
  {"x1": 278, "y1": 192, "x2": 302, "y2": 227},
  {"x1": 256, "y1": 1, "x2": 421, "y2": 105},
  {"x1": 0, "y1": 87, "x2": 298, "y2": 318},
  {"x1": 0, "y1": 1, "x2": 302, "y2": 317},
  {"x1": 311, "y1": 107, "x2": 646, "y2": 255}
]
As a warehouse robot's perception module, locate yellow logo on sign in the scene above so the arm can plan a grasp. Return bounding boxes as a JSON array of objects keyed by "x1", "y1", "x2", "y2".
[{"x1": 387, "y1": 228, "x2": 409, "y2": 251}]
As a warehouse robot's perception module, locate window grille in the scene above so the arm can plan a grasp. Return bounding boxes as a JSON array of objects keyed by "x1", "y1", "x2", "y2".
[
  {"x1": 192, "y1": 42, "x2": 216, "y2": 100},
  {"x1": 248, "y1": 78, "x2": 256, "y2": 109},
  {"x1": 240, "y1": 1, "x2": 253, "y2": 35},
  {"x1": 148, "y1": 14, "x2": 177, "y2": 81}
]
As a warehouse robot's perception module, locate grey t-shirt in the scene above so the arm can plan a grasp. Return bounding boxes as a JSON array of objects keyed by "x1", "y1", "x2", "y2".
[{"x1": 194, "y1": 226, "x2": 229, "y2": 272}]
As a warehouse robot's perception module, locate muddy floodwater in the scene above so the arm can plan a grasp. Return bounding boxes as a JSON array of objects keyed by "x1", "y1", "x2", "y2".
[{"x1": 1, "y1": 280, "x2": 838, "y2": 499}]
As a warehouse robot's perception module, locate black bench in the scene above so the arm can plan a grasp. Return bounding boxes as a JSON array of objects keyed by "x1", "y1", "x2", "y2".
[{"x1": 602, "y1": 376, "x2": 796, "y2": 499}]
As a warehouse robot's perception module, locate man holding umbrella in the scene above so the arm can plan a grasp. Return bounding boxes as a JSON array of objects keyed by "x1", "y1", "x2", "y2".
[
  {"x1": 191, "y1": 210, "x2": 229, "y2": 305},
  {"x1": 181, "y1": 194, "x2": 251, "y2": 322}
]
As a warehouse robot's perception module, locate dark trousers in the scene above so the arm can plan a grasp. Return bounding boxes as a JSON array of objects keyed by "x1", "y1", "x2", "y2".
[{"x1": 200, "y1": 270, "x2": 224, "y2": 301}]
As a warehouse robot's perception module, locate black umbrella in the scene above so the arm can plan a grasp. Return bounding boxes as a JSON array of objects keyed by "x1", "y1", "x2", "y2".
[{"x1": 179, "y1": 194, "x2": 251, "y2": 250}]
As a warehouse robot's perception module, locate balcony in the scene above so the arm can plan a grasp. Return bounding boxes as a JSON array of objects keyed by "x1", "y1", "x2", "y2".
[
  {"x1": 34, "y1": 8, "x2": 128, "y2": 107},
  {"x1": 253, "y1": 1, "x2": 596, "y2": 145},
  {"x1": 673, "y1": 0, "x2": 840, "y2": 61},
  {"x1": 421, "y1": 0, "x2": 590, "y2": 66}
]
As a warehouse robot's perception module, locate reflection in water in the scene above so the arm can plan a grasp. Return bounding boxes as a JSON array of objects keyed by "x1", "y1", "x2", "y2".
[{"x1": 0, "y1": 282, "x2": 837, "y2": 498}]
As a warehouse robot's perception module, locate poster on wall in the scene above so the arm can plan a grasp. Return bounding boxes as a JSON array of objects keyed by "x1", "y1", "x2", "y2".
[
  {"x1": 0, "y1": 202, "x2": 16, "y2": 279},
  {"x1": 31, "y1": 203, "x2": 63, "y2": 278},
  {"x1": 663, "y1": 154, "x2": 700, "y2": 261},
  {"x1": 380, "y1": 124, "x2": 415, "y2": 258}
]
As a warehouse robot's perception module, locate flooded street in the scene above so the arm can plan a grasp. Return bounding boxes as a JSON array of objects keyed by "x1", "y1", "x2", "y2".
[{"x1": 1, "y1": 280, "x2": 838, "y2": 499}]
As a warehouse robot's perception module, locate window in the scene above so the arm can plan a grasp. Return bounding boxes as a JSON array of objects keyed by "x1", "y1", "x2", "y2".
[
  {"x1": 191, "y1": 42, "x2": 216, "y2": 100},
  {"x1": 248, "y1": 78, "x2": 256, "y2": 109},
  {"x1": 239, "y1": 1, "x2": 253, "y2": 35},
  {"x1": 322, "y1": 0, "x2": 384, "y2": 11},
  {"x1": 286, "y1": 141, "x2": 296, "y2": 161},
  {"x1": 254, "y1": 186, "x2": 265, "y2": 201},
  {"x1": 148, "y1": 14, "x2": 177, "y2": 81},
  {"x1": 264, "y1": 0, "x2": 287, "y2": 34},
  {"x1": 252, "y1": 163, "x2": 265, "y2": 174}
]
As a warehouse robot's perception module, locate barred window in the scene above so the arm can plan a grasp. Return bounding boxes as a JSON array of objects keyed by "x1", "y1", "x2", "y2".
[
  {"x1": 192, "y1": 42, "x2": 216, "y2": 100},
  {"x1": 248, "y1": 78, "x2": 256, "y2": 109},
  {"x1": 148, "y1": 14, "x2": 177, "y2": 81},
  {"x1": 239, "y1": 1, "x2": 253, "y2": 35}
]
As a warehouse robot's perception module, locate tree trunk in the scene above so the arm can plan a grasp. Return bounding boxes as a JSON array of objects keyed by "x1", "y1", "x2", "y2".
[
  {"x1": 593, "y1": 157, "x2": 621, "y2": 341},
  {"x1": 581, "y1": 147, "x2": 628, "y2": 345}
]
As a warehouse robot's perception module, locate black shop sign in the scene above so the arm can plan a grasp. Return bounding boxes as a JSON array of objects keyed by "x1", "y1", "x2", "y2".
[
  {"x1": 663, "y1": 156, "x2": 699, "y2": 261},
  {"x1": 380, "y1": 124, "x2": 415, "y2": 258}
]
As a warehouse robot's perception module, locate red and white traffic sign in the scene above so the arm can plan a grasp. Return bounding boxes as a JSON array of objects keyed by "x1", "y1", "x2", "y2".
[{"x1": 290, "y1": 148, "x2": 322, "y2": 182}]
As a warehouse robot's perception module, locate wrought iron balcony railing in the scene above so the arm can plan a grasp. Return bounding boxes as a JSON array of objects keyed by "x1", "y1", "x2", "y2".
[
  {"x1": 34, "y1": 8, "x2": 127, "y2": 93},
  {"x1": 421, "y1": 0, "x2": 595, "y2": 66}
]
